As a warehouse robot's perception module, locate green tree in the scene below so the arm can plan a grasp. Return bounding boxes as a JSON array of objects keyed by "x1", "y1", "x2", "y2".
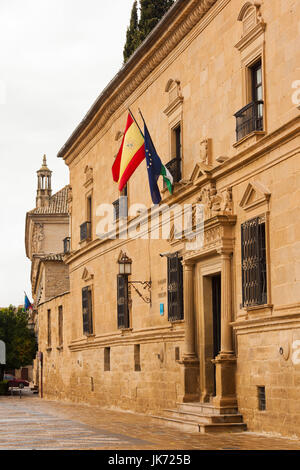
[
  {"x1": 139, "y1": 0, "x2": 174, "y2": 43},
  {"x1": 123, "y1": 0, "x2": 174, "y2": 63},
  {"x1": 0, "y1": 306, "x2": 37, "y2": 370},
  {"x1": 123, "y1": 1, "x2": 141, "y2": 63}
]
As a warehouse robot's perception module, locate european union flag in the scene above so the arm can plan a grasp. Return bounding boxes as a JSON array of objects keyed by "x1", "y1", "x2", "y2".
[{"x1": 144, "y1": 123, "x2": 164, "y2": 205}]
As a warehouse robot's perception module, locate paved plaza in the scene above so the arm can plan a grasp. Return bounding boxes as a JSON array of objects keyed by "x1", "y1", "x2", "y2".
[{"x1": 0, "y1": 393, "x2": 299, "y2": 450}]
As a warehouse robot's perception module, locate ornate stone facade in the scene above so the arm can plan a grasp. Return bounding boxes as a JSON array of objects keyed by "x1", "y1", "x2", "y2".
[{"x1": 26, "y1": 0, "x2": 300, "y2": 438}]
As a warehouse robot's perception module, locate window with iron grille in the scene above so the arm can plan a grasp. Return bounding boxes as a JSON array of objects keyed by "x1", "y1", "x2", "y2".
[
  {"x1": 113, "y1": 186, "x2": 128, "y2": 221},
  {"x1": 104, "y1": 347, "x2": 110, "y2": 371},
  {"x1": 134, "y1": 344, "x2": 141, "y2": 372},
  {"x1": 82, "y1": 286, "x2": 93, "y2": 335},
  {"x1": 58, "y1": 306, "x2": 63, "y2": 346},
  {"x1": 257, "y1": 386, "x2": 266, "y2": 411},
  {"x1": 164, "y1": 124, "x2": 182, "y2": 186},
  {"x1": 167, "y1": 253, "x2": 184, "y2": 322},
  {"x1": 47, "y1": 309, "x2": 51, "y2": 347},
  {"x1": 235, "y1": 60, "x2": 264, "y2": 141},
  {"x1": 241, "y1": 216, "x2": 267, "y2": 307},
  {"x1": 117, "y1": 274, "x2": 129, "y2": 329},
  {"x1": 80, "y1": 221, "x2": 91, "y2": 241}
]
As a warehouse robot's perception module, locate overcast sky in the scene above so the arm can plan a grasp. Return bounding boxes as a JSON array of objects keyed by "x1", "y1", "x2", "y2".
[{"x1": 0, "y1": 0, "x2": 134, "y2": 307}]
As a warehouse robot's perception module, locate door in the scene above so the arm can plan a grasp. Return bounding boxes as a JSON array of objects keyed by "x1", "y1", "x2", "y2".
[{"x1": 212, "y1": 274, "x2": 221, "y2": 396}]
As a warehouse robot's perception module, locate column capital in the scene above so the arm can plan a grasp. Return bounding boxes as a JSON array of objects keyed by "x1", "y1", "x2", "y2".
[
  {"x1": 217, "y1": 249, "x2": 233, "y2": 258},
  {"x1": 182, "y1": 259, "x2": 194, "y2": 269}
]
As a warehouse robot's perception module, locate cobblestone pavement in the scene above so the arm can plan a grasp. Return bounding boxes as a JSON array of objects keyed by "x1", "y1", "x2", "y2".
[{"x1": 0, "y1": 393, "x2": 299, "y2": 450}]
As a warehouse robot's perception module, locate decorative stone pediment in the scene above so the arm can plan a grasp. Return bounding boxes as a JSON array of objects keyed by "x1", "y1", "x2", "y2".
[
  {"x1": 236, "y1": 1, "x2": 266, "y2": 51},
  {"x1": 240, "y1": 180, "x2": 271, "y2": 212},
  {"x1": 82, "y1": 267, "x2": 94, "y2": 282},
  {"x1": 84, "y1": 166, "x2": 93, "y2": 187},
  {"x1": 164, "y1": 79, "x2": 184, "y2": 117}
]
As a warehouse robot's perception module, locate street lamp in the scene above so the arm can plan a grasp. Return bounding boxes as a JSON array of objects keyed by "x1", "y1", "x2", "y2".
[
  {"x1": 118, "y1": 253, "x2": 132, "y2": 276},
  {"x1": 118, "y1": 253, "x2": 152, "y2": 304}
]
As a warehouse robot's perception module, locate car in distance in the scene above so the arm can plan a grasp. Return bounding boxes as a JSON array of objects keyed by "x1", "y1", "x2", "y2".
[{"x1": 3, "y1": 374, "x2": 29, "y2": 388}]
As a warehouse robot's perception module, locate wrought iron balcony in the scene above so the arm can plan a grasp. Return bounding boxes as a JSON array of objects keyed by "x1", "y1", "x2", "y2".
[
  {"x1": 234, "y1": 100, "x2": 264, "y2": 142},
  {"x1": 164, "y1": 157, "x2": 182, "y2": 186},
  {"x1": 63, "y1": 237, "x2": 71, "y2": 254},
  {"x1": 80, "y1": 221, "x2": 91, "y2": 242},
  {"x1": 113, "y1": 196, "x2": 128, "y2": 221}
]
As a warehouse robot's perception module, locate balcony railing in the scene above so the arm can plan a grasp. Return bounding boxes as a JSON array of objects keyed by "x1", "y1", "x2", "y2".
[
  {"x1": 63, "y1": 237, "x2": 71, "y2": 254},
  {"x1": 113, "y1": 196, "x2": 128, "y2": 221},
  {"x1": 234, "y1": 100, "x2": 264, "y2": 142},
  {"x1": 80, "y1": 222, "x2": 91, "y2": 242},
  {"x1": 164, "y1": 157, "x2": 181, "y2": 187}
]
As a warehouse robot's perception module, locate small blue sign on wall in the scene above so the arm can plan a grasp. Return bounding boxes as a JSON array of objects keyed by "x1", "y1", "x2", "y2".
[{"x1": 160, "y1": 303, "x2": 164, "y2": 316}]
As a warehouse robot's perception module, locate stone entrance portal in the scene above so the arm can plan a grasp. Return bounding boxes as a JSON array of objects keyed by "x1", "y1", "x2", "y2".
[{"x1": 180, "y1": 215, "x2": 238, "y2": 409}]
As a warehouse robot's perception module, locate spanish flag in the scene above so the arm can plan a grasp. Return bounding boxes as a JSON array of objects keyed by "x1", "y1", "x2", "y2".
[{"x1": 112, "y1": 113, "x2": 145, "y2": 191}]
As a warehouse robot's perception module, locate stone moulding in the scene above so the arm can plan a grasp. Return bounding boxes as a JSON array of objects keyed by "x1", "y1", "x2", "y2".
[
  {"x1": 68, "y1": 325, "x2": 185, "y2": 352},
  {"x1": 57, "y1": 0, "x2": 219, "y2": 163}
]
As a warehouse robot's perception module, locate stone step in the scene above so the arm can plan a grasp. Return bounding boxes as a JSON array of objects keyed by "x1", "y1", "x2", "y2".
[
  {"x1": 177, "y1": 402, "x2": 238, "y2": 415},
  {"x1": 163, "y1": 409, "x2": 244, "y2": 424},
  {"x1": 151, "y1": 415, "x2": 247, "y2": 434}
]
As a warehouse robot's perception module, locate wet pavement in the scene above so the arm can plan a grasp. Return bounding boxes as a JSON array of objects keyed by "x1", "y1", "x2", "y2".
[{"x1": 0, "y1": 392, "x2": 299, "y2": 450}]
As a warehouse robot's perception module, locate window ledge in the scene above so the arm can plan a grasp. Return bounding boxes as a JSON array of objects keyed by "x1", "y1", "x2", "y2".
[
  {"x1": 244, "y1": 304, "x2": 273, "y2": 315},
  {"x1": 84, "y1": 334, "x2": 95, "y2": 341},
  {"x1": 79, "y1": 238, "x2": 92, "y2": 246},
  {"x1": 170, "y1": 319, "x2": 185, "y2": 327},
  {"x1": 233, "y1": 130, "x2": 266, "y2": 149},
  {"x1": 120, "y1": 328, "x2": 133, "y2": 336},
  {"x1": 46, "y1": 347, "x2": 52, "y2": 352},
  {"x1": 56, "y1": 346, "x2": 63, "y2": 351}
]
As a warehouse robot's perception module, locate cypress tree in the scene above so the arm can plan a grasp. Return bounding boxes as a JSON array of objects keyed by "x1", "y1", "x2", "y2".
[
  {"x1": 139, "y1": 0, "x2": 174, "y2": 42},
  {"x1": 123, "y1": 0, "x2": 174, "y2": 63},
  {"x1": 123, "y1": 1, "x2": 140, "y2": 63}
]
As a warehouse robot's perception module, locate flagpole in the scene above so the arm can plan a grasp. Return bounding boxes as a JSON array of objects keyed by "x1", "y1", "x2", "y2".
[
  {"x1": 138, "y1": 108, "x2": 157, "y2": 150},
  {"x1": 128, "y1": 108, "x2": 144, "y2": 138}
]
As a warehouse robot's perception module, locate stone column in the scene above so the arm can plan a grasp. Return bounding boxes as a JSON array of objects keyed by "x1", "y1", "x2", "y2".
[
  {"x1": 182, "y1": 262, "x2": 196, "y2": 359},
  {"x1": 179, "y1": 261, "x2": 199, "y2": 403},
  {"x1": 213, "y1": 250, "x2": 237, "y2": 410},
  {"x1": 220, "y1": 252, "x2": 234, "y2": 354}
]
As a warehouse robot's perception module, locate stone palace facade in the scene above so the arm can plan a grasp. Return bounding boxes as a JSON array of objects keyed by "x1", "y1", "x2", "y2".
[{"x1": 25, "y1": 0, "x2": 300, "y2": 436}]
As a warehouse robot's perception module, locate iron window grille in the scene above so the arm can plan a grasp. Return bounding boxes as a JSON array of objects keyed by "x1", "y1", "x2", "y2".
[
  {"x1": 241, "y1": 216, "x2": 267, "y2": 307},
  {"x1": 113, "y1": 196, "x2": 128, "y2": 221},
  {"x1": 234, "y1": 100, "x2": 264, "y2": 141},
  {"x1": 63, "y1": 237, "x2": 71, "y2": 254},
  {"x1": 167, "y1": 253, "x2": 184, "y2": 322},
  {"x1": 258, "y1": 386, "x2": 266, "y2": 411},
  {"x1": 80, "y1": 221, "x2": 91, "y2": 242},
  {"x1": 82, "y1": 286, "x2": 93, "y2": 335},
  {"x1": 117, "y1": 274, "x2": 130, "y2": 329}
]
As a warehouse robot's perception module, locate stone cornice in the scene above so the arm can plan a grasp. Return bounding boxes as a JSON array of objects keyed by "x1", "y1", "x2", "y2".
[
  {"x1": 231, "y1": 309, "x2": 300, "y2": 334},
  {"x1": 68, "y1": 324, "x2": 185, "y2": 352},
  {"x1": 57, "y1": 0, "x2": 219, "y2": 164}
]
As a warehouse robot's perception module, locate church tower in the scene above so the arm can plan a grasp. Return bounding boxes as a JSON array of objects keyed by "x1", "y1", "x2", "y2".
[{"x1": 36, "y1": 155, "x2": 52, "y2": 208}]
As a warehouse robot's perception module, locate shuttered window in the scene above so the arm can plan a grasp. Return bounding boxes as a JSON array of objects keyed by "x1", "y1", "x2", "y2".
[
  {"x1": 167, "y1": 254, "x2": 184, "y2": 321},
  {"x1": 82, "y1": 286, "x2": 93, "y2": 335},
  {"x1": 117, "y1": 274, "x2": 129, "y2": 329},
  {"x1": 241, "y1": 216, "x2": 267, "y2": 307}
]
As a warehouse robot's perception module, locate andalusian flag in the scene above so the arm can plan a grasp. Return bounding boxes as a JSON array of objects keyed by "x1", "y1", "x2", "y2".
[
  {"x1": 144, "y1": 122, "x2": 173, "y2": 205},
  {"x1": 112, "y1": 113, "x2": 145, "y2": 191}
]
